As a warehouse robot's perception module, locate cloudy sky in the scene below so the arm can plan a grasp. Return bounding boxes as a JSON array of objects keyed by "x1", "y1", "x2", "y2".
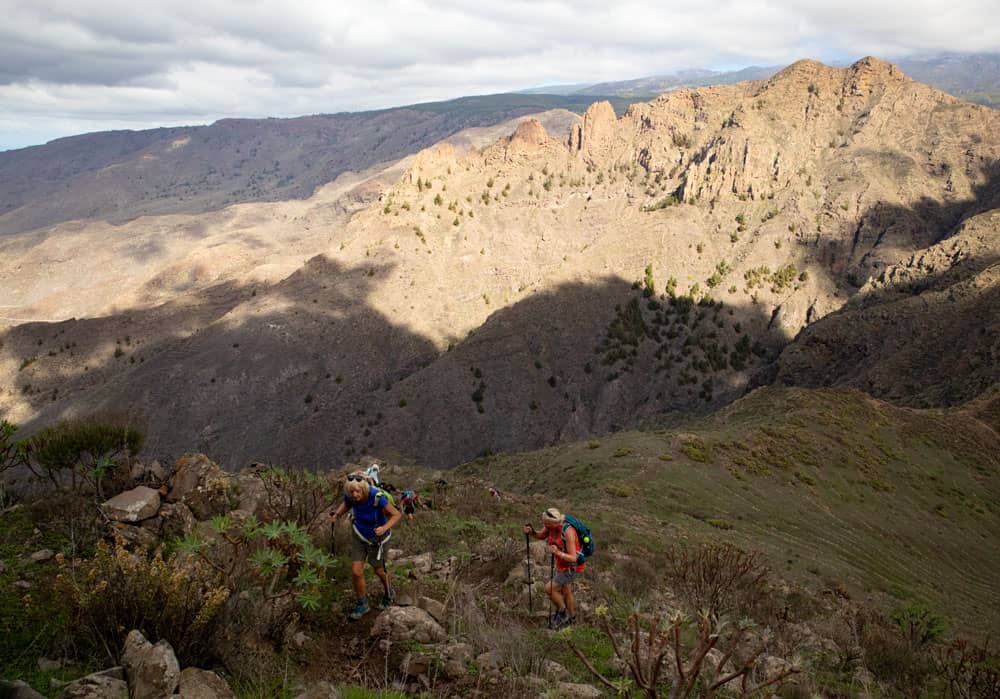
[{"x1": 1, "y1": 0, "x2": 998, "y2": 151}]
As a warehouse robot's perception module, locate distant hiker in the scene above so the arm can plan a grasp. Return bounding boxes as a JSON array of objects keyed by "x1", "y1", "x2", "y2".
[
  {"x1": 399, "y1": 488, "x2": 424, "y2": 523},
  {"x1": 488, "y1": 486, "x2": 502, "y2": 502},
  {"x1": 365, "y1": 462, "x2": 382, "y2": 485},
  {"x1": 329, "y1": 470, "x2": 401, "y2": 619},
  {"x1": 523, "y1": 507, "x2": 585, "y2": 629}
]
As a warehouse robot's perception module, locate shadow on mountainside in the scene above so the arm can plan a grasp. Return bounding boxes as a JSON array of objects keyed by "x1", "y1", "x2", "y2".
[
  {"x1": 770, "y1": 158, "x2": 1000, "y2": 407},
  {"x1": 4, "y1": 257, "x2": 790, "y2": 470},
  {"x1": 6, "y1": 154, "x2": 999, "y2": 469}
]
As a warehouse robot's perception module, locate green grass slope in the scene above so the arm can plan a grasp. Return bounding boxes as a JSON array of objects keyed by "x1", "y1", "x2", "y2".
[{"x1": 462, "y1": 386, "x2": 1000, "y2": 635}]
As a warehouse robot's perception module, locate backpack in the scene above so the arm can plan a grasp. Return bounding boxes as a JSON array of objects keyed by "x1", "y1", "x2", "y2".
[
  {"x1": 375, "y1": 486, "x2": 395, "y2": 507},
  {"x1": 562, "y1": 514, "x2": 595, "y2": 564}
]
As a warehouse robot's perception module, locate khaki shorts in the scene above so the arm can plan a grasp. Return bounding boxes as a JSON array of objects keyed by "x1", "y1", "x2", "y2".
[{"x1": 351, "y1": 531, "x2": 389, "y2": 569}]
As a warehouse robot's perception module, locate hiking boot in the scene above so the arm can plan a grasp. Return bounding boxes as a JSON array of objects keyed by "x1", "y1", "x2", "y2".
[
  {"x1": 380, "y1": 590, "x2": 395, "y2": 609},
  {"x1": 349, "y1": 598, "x2": 369, "y2": 620},
  {"x1": 549, "y1": 608, "x2": 568, "y2": 629}
]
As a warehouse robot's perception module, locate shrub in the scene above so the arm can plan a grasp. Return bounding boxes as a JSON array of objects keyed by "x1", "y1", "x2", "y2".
[
  {"x1": 663, "y1": 542, "x2": 769, "y2": 617},
  {"x1": 257, "y1": 466, "x2": 337, "y2": 527},
  {"x1": 21, "y1": 417, "x2": 143, "y2": 496},
  {"x1": 568, "y1": 608, "x2": 798, "y2": 698},
  {"x1": 55, "y1": 537, "x2": 229, "y2": 666}
]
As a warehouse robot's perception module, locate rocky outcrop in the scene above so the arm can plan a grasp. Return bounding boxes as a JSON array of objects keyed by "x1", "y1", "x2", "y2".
[
  {"x1": 167, "y1": 454, "x2": 232, "y2": 520},
  {"x1": 370, "y1": 606, "x2": 446, "y2": 644},
  {"x1": 176, "y1": 668, "x2": 236, "y2": 699}
]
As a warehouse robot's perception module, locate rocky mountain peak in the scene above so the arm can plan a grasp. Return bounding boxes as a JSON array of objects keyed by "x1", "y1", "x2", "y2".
[{"x1": 569, "y1": 100, "x2": 619, "y2": 162}]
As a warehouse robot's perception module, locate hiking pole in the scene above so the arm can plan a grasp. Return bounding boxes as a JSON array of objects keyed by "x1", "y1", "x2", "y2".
[{"x1": 524, "y1": 529, "x2": 533, "y2": 614}]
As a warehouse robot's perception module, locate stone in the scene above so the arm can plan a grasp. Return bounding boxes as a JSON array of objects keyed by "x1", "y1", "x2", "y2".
[
  {"x1": 542, "y1": 659, "x2": 569, "y2": 680},
  {"x1": 167, "y1": 453, "x2": 232, "y2": 520},
  {"x1": 417, "y1": 596, "x2": 446, "y2": 624},
  {"x1": 761, "y1": 654, "x2": 795, "y2": 680},
  {"x1": 233, "y1": 471, "x2": 269, "y2": 519},
  {"x1": 57, "y1": 673, "x2": 128, "y2": 699},
  {"x1": 159, "y1": 502, "x2": 197, "y2": 538},
  {"x1": 139, "y1": 516, "x2": 163, "y2": 535},
  {"x1": 121, "y1": 630, "x2": 180, "y2": 699},
  {"x1": 101, "y1": 487, "x2": 160, "y2": 523},
  {"x1": 441, "y1": 659, "x2": 467, "y2": 679},
  {"x1": 30, "y1": 549, "x2": 55, "y2": 563},
  {"x1": 37, "y1": 656, "x2": 62, "y2": 671},
  {"x1": 369, "y1": 606, "x2": 446, "y2": 644},
  {"x1": 400, "y1": 552, "x2": 433, "y2": 574},
  {"x1": 0, "y1": 679, "x2": 47, "y2": 698},
  {"x1": 292, "y1": 681, "x2": 341, "y2": 699},
  {"x1": 290, "y1": 631, "x2": 311, "y2": 650},
  {"x1": 114, "y1": 523, "x2": 159, "y2": 549},
  {"x1": 555, "y1": 682, "x2": 602, "y2": 698},
  {"x1": 177, "y1": 667, "x2": 236, "y2": 699},
  {"x1": 475, "y1": 651, "x2": 503, "y2": 674},
  {"x1": 400, "y1": 652, "x2": 433, "y2": 677},
  {"x1": 14, "y1": 580, "x2": 33, "y2": 589},
  {"x1": 394, "y1": 593, "x2": 415, "y2": 607}
]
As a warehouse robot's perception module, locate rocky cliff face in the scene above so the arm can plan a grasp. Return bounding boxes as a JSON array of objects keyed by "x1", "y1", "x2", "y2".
[{"x1": 3, "y1": 57, "x2": 998, "y2": 468}]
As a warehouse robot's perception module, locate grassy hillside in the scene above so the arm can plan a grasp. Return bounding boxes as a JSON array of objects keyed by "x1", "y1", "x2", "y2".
[{"x1": 461, "y1": 386, "x2": 1000, "y2": 636}]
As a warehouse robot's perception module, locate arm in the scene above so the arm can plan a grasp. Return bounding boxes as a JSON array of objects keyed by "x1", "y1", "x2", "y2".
[
  {"x1": 374, "y1": 501, "x2": 402, "y2": 536},
  {"x1": 551, "y1": 526, "x2": 579, "y2": 563},
  {"x1": 329, "y1": 500, "x2": 349, "y2": 523},
  {"x1": 522, "y1": 524, "x2": 546, "y2": 539}
]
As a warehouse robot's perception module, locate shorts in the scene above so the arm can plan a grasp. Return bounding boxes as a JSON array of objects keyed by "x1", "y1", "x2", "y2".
[
  {"x1": 350, "y1": 531, "x2": 390, "y2": 569},
  {"x1": 403, "y1": 504, "x2": 415, "y2": 515},
  {"x1": 554, "y1": 569, "x2": 579, "y2": 586}
]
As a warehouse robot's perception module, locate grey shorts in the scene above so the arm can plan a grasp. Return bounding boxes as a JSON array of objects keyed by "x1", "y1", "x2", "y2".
[
  {"x1": 351, "y1": 531, "x2": 389, "y2": 569},
  {"x1": 554, "y1": 569, "x2": 578, "y2": 586}
]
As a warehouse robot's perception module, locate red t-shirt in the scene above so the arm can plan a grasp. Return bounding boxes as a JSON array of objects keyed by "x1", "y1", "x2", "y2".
[{"x1": 547, "y1": 524, "x2": 586, "y2": 573}]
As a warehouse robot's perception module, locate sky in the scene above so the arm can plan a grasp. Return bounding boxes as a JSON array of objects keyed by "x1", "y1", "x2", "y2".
[{"x1": 1, "y1": 0, "x2": 999, "y2": 151}]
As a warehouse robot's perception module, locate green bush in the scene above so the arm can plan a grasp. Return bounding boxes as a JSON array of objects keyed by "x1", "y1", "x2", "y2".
[
  {"x1": 21, "y1": 417, "x2": 143, "y2": 495},
  {"x1": 55, "y1": 536, "x2": 229, "y2": 666}
]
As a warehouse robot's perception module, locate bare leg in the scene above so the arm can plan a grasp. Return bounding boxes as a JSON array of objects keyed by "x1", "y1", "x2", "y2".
[
  {"x1": 351, "y1": 560, "x2": 366, "y2": 599},
  {"x1": 545, "y1": 580, "x2": 566, "y2": 611},
  {"x1": 562, "y1": 584, "x2": 575, "y2": 616},
  {"x1": 374, "y1": 565, "x2": 391, "y2": 595}
]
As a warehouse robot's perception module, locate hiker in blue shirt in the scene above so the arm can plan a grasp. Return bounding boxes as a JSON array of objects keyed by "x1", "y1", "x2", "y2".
[{"x1": 329, "y1": 470, "x2": 402, "y2": 619}]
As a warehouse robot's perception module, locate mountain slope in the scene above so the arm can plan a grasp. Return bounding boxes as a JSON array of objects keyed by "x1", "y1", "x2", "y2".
[{"x1": 3, "y1": 57, "x2": 999, "y2": 470}]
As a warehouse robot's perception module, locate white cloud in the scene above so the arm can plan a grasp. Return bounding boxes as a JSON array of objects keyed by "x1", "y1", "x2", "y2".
[{"x1": 0, "y1": 0, "x2": 997, "y2": 149}]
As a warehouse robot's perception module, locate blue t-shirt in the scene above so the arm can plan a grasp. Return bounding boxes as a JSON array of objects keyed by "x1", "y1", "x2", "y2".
[{"x1": 346, "y1": 489, "x2": 388, "y2": 540}]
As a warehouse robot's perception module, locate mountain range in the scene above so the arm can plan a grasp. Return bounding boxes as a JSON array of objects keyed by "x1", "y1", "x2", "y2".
[{"x1": 2, "y1": 55, "x2": 997, "y2": 473}]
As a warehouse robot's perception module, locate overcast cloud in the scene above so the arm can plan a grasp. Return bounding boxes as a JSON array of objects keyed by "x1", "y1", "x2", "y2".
[{"x1": 1, "y1": 0, "x2": 998, "y2": 150}]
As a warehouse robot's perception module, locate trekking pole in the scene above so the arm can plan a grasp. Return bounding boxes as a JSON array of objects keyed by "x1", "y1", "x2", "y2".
[{"x1": 524, "y1": 529, "x2": 533, "y2": 614}]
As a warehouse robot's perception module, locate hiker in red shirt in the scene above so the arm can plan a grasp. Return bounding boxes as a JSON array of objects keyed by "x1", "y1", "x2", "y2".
[{"x1": 523, "y1": 507, "x2": 584, "y2": 628}]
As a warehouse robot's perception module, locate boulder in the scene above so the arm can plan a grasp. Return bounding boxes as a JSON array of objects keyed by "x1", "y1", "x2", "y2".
[
  {"x1": 292, "y1": 681, "x2": 341, "y2": 699},
  {"x1": 113, "y1": 523, "x2": 159, "y2": 549},
  {"x1": 101, "y1": 487, "x2": 160, "y2": 523},
  {"x1": 417, "y1": 596, "x2": 446, "y2": 624},
  {"x1": 398, "y1": 552, "x2": 433, "y2": 574},
  {"x1": 30, "y1": 549, "x2": 55, "y2": 563},
  {"x1": 159, "y1": 502, "x2": 197, "y2": 538},
  {"x1": 57, "y1": 671, "x2": 128, "y2": 699},
  {"x1": 233, "y1": 471, "x2": 269, "y2": 519},
  {"x1": 761, "y1": 654, "x2": 795, "y2": 679},
  {"x1": 177, "y1": 668, "x2": 236, "y2": 699},
  {"x1": 370, "y1": 607, "x2": 446, "y2": 644},
  {"x1": 167, "y1": 454, "x2": 232, "y2": 520},
  {"x1": 121, "y1": 630, "x2": 180, "y2": 699}
]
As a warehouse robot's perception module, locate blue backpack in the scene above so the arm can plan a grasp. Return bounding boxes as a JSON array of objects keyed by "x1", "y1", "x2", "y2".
[{"x1": 563, "y1": 514, "x2": 595, "y2": 564}]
